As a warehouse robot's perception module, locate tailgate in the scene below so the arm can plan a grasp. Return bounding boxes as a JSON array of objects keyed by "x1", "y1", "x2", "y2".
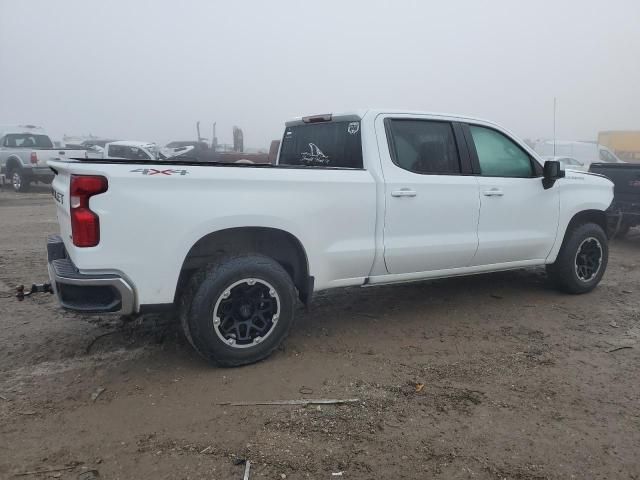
[
  {"x1": 50, "y1": 161, "x2": 73, "y2": 244},
  {"x1": 49, "y1": 159, "x2": 115, "y2": 256},
  {"x1": 37, "y1": 149, "x2": 85, "y2": 168},
  {"x1": 590, "y1": 163, "x2": 640, "y2": 200}
]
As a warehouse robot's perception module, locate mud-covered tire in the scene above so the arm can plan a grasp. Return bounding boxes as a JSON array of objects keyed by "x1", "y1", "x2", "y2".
[
  {"x1": 9, "y1": 167, "x2": 30, "y2": 193},
  {"x1": 546, "y1": 222, "x2": 608, "y2": 294},
  {"x1": 179, "y1": 254, "x2": 297, "y2": 367}
]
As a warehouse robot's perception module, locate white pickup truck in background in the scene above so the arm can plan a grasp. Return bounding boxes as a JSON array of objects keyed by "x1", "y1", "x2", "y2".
[
  {"x1": 84, "y1": 140, "x2": 195, "y2": 161},
  {"x1": 0, "y1": 125, "x2": 83, "y2": 192},
  {"x1": 46, "y1": 110, "x2": 614, "y2": 366}
]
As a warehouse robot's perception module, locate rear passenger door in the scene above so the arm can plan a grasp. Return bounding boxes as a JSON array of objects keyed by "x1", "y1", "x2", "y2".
[
  {"x1": 378, "y1": 116, "x2": 480, "y2": 274},
  {"x1": 465, "y1": 124, "x2": 559, "y2": 265}
]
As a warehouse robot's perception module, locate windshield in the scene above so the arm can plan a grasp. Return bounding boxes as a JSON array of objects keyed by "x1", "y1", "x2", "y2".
[
  {"x1": 599, "y1": 149, "x2": 623, "y2": 163},
  {"x1": 4, "y1": 133, "x2": 53, "y2": 148},
  {"x1": 562, "y1": 158, "x2": 582, "y2": 166}
]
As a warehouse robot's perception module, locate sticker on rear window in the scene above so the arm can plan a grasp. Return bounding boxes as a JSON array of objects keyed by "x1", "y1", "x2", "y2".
[
  {"x1": 347, "y1": 122, "x2": 360, "y2": 135},
  {"x1": 301, "y1": 143, "x2": 330, "y2": 165}
]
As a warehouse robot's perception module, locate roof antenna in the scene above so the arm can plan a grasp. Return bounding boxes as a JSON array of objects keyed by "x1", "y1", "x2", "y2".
[{"x1": 553, "y1": 97, "x2": 557, "y2": 156}]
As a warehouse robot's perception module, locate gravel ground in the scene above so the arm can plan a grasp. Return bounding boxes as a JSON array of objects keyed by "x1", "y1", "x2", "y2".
[{"x1": 1, "y1": 187, "x2": 639, "y2": 479}]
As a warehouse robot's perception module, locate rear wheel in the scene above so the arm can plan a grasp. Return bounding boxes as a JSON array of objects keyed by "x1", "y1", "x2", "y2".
[
  {"x1": 546, "y1": 223, "x2": 608, "y2": 294},
  {"x1": 9, "y1": 167, "x2": 30, "y2": 193},
  {"x1": 179, "y1": 254, "x2": 297, "y2": 367}
]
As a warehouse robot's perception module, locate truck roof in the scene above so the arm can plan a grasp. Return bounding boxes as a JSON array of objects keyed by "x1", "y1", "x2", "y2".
[
  {"x1": 0, "y1": 124, "x2": 47, "y2": 136},
  {"x1": 107, "y1": 140, "x2": 157, "y2": 149},
  {"x1": 285, "y1": 109, "x2": 505, "y2": 128}
]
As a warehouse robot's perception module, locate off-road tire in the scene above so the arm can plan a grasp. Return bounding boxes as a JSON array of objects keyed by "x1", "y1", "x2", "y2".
[
  {"x1": 179, "y1": 254, "x2": 297, "y2": 367},
  {"x1": 9, "y1": 167, "x2": 30, "y2": 193},
  {"x1": 546, "y1": 222, "x2": 608, "y2": 294}
]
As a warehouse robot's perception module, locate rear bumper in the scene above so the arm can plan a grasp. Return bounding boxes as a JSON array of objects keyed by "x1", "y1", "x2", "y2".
[
  {"x1": 30, "y1": 166, "x2": 55, "y2": 181},
  {"x1": 47, "y1": 235, "x2": 135, "y2": 314}
]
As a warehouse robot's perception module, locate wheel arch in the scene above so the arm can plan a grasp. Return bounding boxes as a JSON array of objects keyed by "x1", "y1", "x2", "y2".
[
  {"x1": 5, "y1": 156, "x2": 23, "y2": 174},
  {"x1": 565, "y1": 209, "x2": 608, "y2": 237},
  {"x1": 175, "y1": 227, "x2": 312, "y2": 305},
  {"x1": 547, "y1": 208, "x2": 608, "y2": 263}
]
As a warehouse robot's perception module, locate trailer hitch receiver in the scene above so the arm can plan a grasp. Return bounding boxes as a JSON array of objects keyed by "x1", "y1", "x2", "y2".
[{"x1": 16, "y1": 283, "x2": 54, "y2": 301}]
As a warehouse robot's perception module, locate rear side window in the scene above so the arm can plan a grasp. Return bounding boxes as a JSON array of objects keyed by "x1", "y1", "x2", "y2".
[
  {"x1": 279, "y1": 121, "x2": 363, "y2": 169},
  {"x1": 107, "y1": 145, "x2": 126, "y2": 158},
  {"x1": 108, "y1": 145, "x2": 151, "y2": 160},
  {"x1": 599, "y1": 149, "x2": 617, "y2": 163},
  {"x1": 4, "y1": 134, "x2": 53, "y2": 148},
  {"x1": 469, "y1": 125, "x2": 533, "y2": 177},
  {"x1": 386, "y1": 119, "x2": 461, "y2": 174}
]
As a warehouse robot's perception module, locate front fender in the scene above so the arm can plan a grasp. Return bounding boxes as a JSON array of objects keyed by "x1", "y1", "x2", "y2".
[{"x1": 546, "y1": 173, "x2": 614, "y2": 263}]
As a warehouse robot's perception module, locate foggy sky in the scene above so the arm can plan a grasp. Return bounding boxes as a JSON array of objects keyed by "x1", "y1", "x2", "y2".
[{"x1": 1, "y1": 0, "x2": 639, "y2": 148}]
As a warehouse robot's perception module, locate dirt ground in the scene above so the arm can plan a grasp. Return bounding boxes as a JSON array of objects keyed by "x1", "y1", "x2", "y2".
[{"x1": 0, "y1": 186, "x2": 639, "y2": 480}]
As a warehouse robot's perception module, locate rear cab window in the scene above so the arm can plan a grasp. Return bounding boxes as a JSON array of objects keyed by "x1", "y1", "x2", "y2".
[
  {"x1": 4, "y1": 134, "x2": 53, "y2": 148},
  {"x1": 278, "y1": 121, "x2": 363, "y2": 169}
]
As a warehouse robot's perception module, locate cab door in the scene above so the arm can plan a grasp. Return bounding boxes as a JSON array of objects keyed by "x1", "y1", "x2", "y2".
[
  {"x1": 464, "y1": 124, "x2": 559, "y2": 265},
  {"x1": 377, "y1": 116, "x2": 480, "y2": 274}
]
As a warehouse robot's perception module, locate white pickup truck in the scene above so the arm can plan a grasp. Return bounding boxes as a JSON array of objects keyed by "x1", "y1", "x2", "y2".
[
  {"x1": 84, "y1": 140, "x2": 195, "y2": 161},
  {"x1": 0, "y1": 125, "x2": 83, "y2": 192},
  {"x1": 46, "y1": 110, "x2": 613, "y2": 366}
]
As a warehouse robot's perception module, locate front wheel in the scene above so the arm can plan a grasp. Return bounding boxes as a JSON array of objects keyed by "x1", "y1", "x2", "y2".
[
  {"x1": 546, "y1": 222, "x2": 608, "y2": 294},
  {"x1": 9, "y1": 168, "x2": 30, "y2": 193},
  {"x1": 180, "y1": 254, "x2": 297, "y2": 367}
]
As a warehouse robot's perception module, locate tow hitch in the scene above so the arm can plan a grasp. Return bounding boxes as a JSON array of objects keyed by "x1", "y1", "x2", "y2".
[{"x1": 16, "y1": 282, "x2": 54, "y2": 301}]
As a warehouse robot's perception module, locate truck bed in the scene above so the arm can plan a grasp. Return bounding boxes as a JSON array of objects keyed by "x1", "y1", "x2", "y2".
[
  {"x1": 47, "y1": 158, "x2": 378, "y2": 306},
  {"x1": 589, "y1": 163, "x2": 640, "y2": 203}
]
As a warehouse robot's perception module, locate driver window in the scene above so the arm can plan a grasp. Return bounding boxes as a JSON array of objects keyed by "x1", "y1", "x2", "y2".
[{"x1": 469, "y1": 125, "x2": 533, "y2": 178}]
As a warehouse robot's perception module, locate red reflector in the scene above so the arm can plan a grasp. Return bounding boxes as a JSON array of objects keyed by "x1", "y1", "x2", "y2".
[
  {"x1": 70, "y1": 175, "x2": 108, "y2": 247},
  {"x1": 30, "y1": 152, "x2": 38, "y2": 164}
]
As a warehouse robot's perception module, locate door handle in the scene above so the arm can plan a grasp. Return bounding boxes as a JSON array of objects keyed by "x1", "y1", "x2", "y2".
[
  {"x1": 391, "y1": 188, "x2": 417, "y2": 197},
  {"x1": 483, "y1": 188, "x2": 504, "y2": 197}
]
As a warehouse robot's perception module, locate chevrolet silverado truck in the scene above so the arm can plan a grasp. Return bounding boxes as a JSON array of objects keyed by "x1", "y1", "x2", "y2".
[
  {"x1": 589, "y1": 162, "x2": 640, "y2": 237},
  {"x1": 46, "y1": 110, "x2": 614, "y2": 366},
  {"x1": 0, "y1": 125, "x2": 82, "y2": 192}
]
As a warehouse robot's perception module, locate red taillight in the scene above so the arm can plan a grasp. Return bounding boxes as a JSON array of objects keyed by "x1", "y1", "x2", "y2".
[
  {"x1": 70, "y1": 175, "x2": 108, "y2": 247},
  {"x1": 30, "y1": 152, "x2": 38, "y2": 164}
]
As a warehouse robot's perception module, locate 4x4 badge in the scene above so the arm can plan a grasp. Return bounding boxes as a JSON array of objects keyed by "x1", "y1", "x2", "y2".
[{"x1": 130, "y1": 168, "x2": 189, "y2": 176}]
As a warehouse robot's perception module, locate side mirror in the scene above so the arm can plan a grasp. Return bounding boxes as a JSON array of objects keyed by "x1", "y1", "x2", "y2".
[{"x1": 542, "y1": 160, "x2": 565, "y2": 189}]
